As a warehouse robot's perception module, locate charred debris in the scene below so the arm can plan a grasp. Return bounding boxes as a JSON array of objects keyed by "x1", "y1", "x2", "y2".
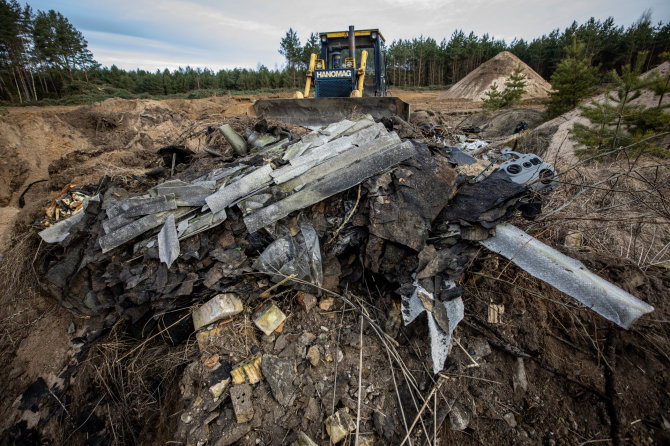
[{"x1": 15, "y1": 114, "x2": 653, "y2": 444}]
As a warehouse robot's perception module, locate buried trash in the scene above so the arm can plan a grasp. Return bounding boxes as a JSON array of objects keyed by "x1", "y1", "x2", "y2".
[{"x1": 19, "y1": 113, "x2": 658, "y2": 445}]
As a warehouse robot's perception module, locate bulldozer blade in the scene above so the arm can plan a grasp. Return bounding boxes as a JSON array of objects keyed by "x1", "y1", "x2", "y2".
[{"x1": 250, "y1": 97, "x2": 411, "y2": 127}]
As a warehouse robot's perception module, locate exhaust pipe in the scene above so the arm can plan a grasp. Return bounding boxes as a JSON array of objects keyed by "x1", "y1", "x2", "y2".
[{"x1": 348, "y1": 25, "x2": 355, "y2": 65}]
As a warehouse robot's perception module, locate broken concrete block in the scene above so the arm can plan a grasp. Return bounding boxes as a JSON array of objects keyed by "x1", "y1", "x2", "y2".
[
  {"x1": 231, "y1": 353, "x2": 262, "y2": 385},
  {"x1": 206, "y1": 164, "x2": 273, "y2": 214},
  {"x1": 261, "y1": 354, "x2": 297, "y2": 406},
  {"x1": 192, "y1": 294, "x2": 243, "y2": 330},
  {"x1": 253, "y1": 302, "x2": 287, "y2": 336},
  {"x1": 325, "y1": 408, "x2": 356, "y2": 443},
  {"x1": 230, "y1": 383, "x2": 254, "y2": 423},
  {"x1": 158, "y1": 214, "x2": 179, "y2": 268},
  {"x1": 219, "y1": 124, "x2": 248, "y2": 156}
]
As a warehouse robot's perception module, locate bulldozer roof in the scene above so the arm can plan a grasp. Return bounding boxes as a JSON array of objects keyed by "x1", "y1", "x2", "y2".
[{"x1": 318, "y1": 29, "x2": 386, "y2": 42}]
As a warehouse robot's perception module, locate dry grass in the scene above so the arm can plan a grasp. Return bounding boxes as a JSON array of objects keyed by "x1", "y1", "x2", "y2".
[
  {"x1": 79, "y1": 322, "x2": 199, "y2": 445},
  {"x1": 528, "y1": 150, "x2": 670, "y2": 270},
  {"x1": 0, "y1": 231, "x2": 43, "y2": 352}
]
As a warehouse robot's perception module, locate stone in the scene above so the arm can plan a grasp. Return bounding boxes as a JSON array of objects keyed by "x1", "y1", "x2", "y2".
[
  {"x1": 291, "y1": 431, "x2": 318, "y2": 446},
  {"x1": 299, "y1": 293, "x2": 317, "y2": 312},
  {"x1": 261, "y1": 354, "x2": 297, "y2": 407},
  {"x1": 319, "y1": 298, "x2": 334, "y2": 311},
  {"x1": 373, "y1": 410, "x2": 394, "y2": 440},
  {"x1": 504, "y1": 412, "x2": 517, "y2": 428},
  {"x1": 513, "y1": 357, "x2": 528, "y2": 393},
  {"x1": 325, "y1": 408, "x2": 356, "y2": 444},
  {"x1": 306, "y1": 345, "x2": 320, "y2": 366},
  {"x1": 230, "y1": 384, "x2": 254, "y2": 424},
  {"x1": 449, "y1": 403, "x2": 470, "y2": 431}
]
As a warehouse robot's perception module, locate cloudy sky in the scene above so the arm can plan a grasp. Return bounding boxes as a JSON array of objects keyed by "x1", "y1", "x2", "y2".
[{"x1": 25, "y1": 0, "x2": 670, "y2": 72}]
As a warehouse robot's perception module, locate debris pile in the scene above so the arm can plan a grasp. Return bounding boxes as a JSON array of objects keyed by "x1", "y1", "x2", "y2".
[{"x1": 22, "y1": 114, "x2": 655, "y2": 444}]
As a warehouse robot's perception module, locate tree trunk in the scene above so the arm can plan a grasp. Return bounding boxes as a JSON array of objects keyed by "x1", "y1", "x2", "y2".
[
  {"x1": 0, "y1": 74, "x2": 14, "y2": 102},
  {"x1": 12, "y1": 69, "x2": 23, "y2": 103},
  {"x1": 30, "y1": 70, "x2": 37, "y2": 101}
]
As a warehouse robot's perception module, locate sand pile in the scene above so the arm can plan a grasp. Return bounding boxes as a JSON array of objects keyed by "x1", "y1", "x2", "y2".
[
  {"x1": 439, "y1": 51, "x2": 552, "y2": 101},
  {"x1": 525, "y1": 61, "x2": 670, "y2": 167}
]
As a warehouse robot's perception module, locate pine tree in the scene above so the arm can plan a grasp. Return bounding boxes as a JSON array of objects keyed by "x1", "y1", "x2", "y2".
[
  {"x1": 648, "y1": 52, "x2": 670, "y2": 107},
  {"x1": 482, "y1": 82, "x2": 504, "y2": 109},
  {"x1": 482, "y1": 66, "x2": 527, "y2": 109},
  {"x1": 502, "y1": 66, "x2": 527, "y2": 106},
  {"x1": 301, "y1": 33, "x2": 320, "y2": 69},
  {"x1": 546, "y1": 38, "x2": 600, "y2": 118},
  {"x1": 571, "y1": 52, "x2": 668, "y2": 157},
  {"x1": 279, "y1": 28, "x2": 301, "y2": 88}
]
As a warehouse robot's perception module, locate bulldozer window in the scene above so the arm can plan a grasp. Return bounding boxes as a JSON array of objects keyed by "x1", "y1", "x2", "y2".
[{"x1": 335, "y1": 47, "x2": 375, "y2": 75}]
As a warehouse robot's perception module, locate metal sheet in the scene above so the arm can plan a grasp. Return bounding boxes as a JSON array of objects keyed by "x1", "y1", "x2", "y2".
[
  {"x1": 480, "y1": 223, "x2": 654, "y2": 329},
  {"x1": 250, "y1": 97, "x2": 411, "y2": 127}
]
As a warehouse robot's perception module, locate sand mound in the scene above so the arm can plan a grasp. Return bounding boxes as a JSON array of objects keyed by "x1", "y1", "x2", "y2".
[
  {"x1": 523, "y1": 61, "x2": 670, "y2": 167},
  {"x1": 439, "y1": 51, "x2": 552, "y2": 101}
]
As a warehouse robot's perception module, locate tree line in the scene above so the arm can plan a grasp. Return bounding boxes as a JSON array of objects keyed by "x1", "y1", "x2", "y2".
[
  {"x1": 385, "y1": 13, "x2": 670, "y2": 88},
  {"x1": 1, "y1": 0, "x2": 669, "y2": 104}
]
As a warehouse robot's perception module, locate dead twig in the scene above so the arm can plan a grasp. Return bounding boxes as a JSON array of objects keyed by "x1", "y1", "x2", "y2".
[
  {"x1": 355, "y1": 315, "x2": 364, "y2": 446},
  {"x1": 399, "y1": 377, "x2": 443, "y2": 446},
  {"x1": 327, "y1": 184, "x2": 362, "y2": 245}
]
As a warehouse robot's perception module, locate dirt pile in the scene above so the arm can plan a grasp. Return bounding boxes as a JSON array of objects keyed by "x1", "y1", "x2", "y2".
[{"x1": 439, "y1": 51, "x2": 552, "y2": 101}]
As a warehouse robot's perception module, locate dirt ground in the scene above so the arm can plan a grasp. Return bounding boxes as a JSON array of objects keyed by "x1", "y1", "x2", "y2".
[{"x1": 0, "y1": 90, "x2": 668, "y2": 446}]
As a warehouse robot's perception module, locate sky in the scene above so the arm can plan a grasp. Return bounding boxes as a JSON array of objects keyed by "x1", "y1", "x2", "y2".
[{"x1": 24, "y1": 0, "x2": 670, "y2": 72}]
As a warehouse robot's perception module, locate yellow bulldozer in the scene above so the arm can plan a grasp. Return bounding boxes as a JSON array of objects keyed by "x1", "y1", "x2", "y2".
[{"x1": 251, "y1": 26, "x2": 410, "y2": 127}]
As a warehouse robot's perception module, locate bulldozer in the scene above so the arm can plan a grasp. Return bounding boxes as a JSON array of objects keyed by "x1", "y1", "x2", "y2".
[{"x1": 251, "y1": 26, "x2": 410, "y2": 127}]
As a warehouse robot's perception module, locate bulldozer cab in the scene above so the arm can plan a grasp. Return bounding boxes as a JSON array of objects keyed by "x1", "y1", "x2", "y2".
[
  {"x1": 317, "y1": 29, "x2": 386, "y2": 97},
  {"x1": 250, "y1": 26, "x2": 408, "y2": 127}
]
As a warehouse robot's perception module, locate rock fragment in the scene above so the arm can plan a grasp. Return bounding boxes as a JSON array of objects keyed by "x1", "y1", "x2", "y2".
[
  {"x1": 325, "y1": 408, "x2": 356, "y2": 444},
  {"x1": 261, "y1": 354, "x2": 297, "y2": 407}
]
